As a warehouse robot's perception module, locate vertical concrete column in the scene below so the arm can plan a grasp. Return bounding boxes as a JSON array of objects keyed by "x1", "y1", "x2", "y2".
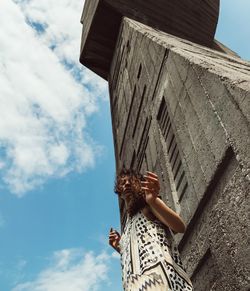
[{"x1": 109, "y1": 18, "x2": 250, "y2": 290}]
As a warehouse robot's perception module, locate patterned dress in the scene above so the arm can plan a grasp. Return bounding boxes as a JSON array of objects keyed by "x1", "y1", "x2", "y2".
[{"x1": 119, "y1": 211, "x2": 193, "y2": 291}]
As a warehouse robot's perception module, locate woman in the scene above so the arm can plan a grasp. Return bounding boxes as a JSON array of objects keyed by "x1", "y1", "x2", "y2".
[{"x1": 109, "y1": 168, "x2": 193, "y2": 291}]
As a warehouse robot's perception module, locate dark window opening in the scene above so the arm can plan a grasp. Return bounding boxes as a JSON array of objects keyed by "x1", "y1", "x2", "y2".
[
  {"x1": 137, "y1": 64, "x2": 142, "y2": 79},
  {"x1": 157, "y1": 96, "x2": 189, "y2": 201}
]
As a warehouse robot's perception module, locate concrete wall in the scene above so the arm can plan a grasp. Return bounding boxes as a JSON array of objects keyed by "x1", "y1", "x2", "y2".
[
  {"x1": 109, "y1": 18, "x2": 250, "y2": 290},
  {"x1": 80, "y1": 0, "x2": 219, "y2": 80}
]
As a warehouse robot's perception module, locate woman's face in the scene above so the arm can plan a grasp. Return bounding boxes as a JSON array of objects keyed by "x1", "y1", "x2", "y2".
[
  {"x1": 117, "y1": 173, "x2": 146, "y2": 216},
  {"x1": 119, "y1": 176, "x2": 133, "y2": 203}
]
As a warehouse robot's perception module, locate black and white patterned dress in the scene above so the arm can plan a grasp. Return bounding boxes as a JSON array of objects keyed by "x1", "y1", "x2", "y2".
[{"x1": 119, "y1": 211, "x2": 193, "y2": 291}]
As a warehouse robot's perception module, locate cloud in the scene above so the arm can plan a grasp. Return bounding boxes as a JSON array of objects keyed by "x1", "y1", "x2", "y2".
[
  {"x1": 111, "y1": 251, "x2": 120, "y2": 260},
  {"x1": 15, "y1": 0, "x2": 108, "y2": 101},
  {"x1": 12, "y1": 249, "x2": 113, "y2": 291},
  {"x1": 0, "y1": 0, "x2": 108, "y2": 195}
]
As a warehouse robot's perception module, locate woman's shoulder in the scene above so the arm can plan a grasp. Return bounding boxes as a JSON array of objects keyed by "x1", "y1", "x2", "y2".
[
  {"x1": 141, "y1": 206, "x2": 171, "y2": 231},
  {"x1": 141, "y1": 206, "x2": 158, "y2": 222}
]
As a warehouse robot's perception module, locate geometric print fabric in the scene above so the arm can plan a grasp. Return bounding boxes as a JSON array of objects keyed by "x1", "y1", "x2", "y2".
[{"x1": 119, "y1": 211, "x2": 193, "y2": 291}]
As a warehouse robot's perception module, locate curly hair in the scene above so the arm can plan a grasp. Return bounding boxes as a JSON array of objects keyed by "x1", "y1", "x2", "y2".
[{"x1": 114, "y1": 168, "x2": 147, "y2": 217}]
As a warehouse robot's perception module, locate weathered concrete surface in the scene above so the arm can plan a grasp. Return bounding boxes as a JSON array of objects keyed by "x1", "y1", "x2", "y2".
[
  {"x1": 108, "y1": 18, "x2": 250, "y2": 290},
  {"x1": 80, "y1": 0, "x2": 219, "y2": 79},
  {"x1": 208, "y1": 165, "x2": 250, "y2": 290}
]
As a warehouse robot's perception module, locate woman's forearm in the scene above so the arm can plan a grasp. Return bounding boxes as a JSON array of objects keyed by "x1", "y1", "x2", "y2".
[{"x1": 148, "y1": 197, "x2": 186, "y2": 233}]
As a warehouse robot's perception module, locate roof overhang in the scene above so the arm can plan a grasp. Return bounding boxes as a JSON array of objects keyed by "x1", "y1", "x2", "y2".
[{"x1": 79, "y1": 0, "x2": 220, "y2": 80}]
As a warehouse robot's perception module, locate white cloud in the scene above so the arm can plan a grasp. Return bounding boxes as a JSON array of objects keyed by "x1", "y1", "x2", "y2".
[
  {"x1": 15, "y1": 0, "x2": 108, "y2": 101},
  {"x1": 0, "y1": 0, "x2": 108, "y2": 195},
  {"x1": 0, "y1": 161, "x2": 5, "y2": 170},
  {"x1": 111, "y1": 251, "x2": 120, "y2": 260},
  {"x1": 12, "y1": 249, "x2": 113, "y2": 291}
]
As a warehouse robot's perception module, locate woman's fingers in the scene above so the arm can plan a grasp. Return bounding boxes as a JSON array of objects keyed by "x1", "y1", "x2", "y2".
[
  {"x1": 146, "y1": 171, "x2": 158, "y2": 178},
  {"x1": 141, "y1": 180, "x2": 159, "y2": 188},
  {"x1": 109, "y1": 229, "x2": 120, "y2": 235},
  {"x1": 142, "y1": 173, "x2": 160, "y2": 197},
  {"x1": 109, "y1": 232, "x2": 120, "y2": 239},
  {"x1": 141, "y1": 184, "x2": 156, "y2": 190},
  {"x1": 144, "y1": 175, "x2": 158, "y2": 182},
  {"x1": 143, "y1": 175, "x2": 159, "y2": 185},
  {"x1": 143, "y1": 186, "x2": 159, "y2": 193},
  {"x1": 109, "y1": 234, "x2": 118, "y2": 240},
  {"x1": 109, "y1": 230, "x2": 120, "y2": 243},
  {"x1": 141, "y1": 181, "x2": 159, "y2": 192},
  {"x1": 108, "y1": 229, "x2": 121, "y2": 253}
]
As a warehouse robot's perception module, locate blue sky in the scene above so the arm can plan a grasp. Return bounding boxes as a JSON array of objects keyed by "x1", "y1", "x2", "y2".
[{"x1": 0, "y1": 0, "x2": 249, "y2": 290}]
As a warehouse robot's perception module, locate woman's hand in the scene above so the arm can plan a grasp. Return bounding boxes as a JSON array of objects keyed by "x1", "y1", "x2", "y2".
[
  {"x1": 109, "y1": 228, "x2": 121, "y2": 253},
  {"x1": 141, "y1": 171, "x2": 160, "y2": 205},
  {"x1": 142, "y1": 171, "x2": 186, "y2": 233}
]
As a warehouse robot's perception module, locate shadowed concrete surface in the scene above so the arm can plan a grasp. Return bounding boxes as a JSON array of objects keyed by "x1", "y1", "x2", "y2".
[
  {"x1": 80, "y1": 0, "x2": 219, "y2": 79},
  {"x1": 80, "y1": 3, "x2": 250, "y2": 290}
]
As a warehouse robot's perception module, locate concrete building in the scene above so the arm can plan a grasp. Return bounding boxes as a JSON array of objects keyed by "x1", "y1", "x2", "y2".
[{"x1": 79, "y1": 1, "x2": 250, "y2": 290}]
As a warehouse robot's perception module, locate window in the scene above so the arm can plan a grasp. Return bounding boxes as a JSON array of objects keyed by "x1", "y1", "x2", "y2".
[
  {"x1": 157, "y1": 97, "x2": 188, "y2": 202},
  {"x1": 132, "y1": 85, "x2": 147, "y2": 138},
  {"x1": 137, "y1": 63, "x2": 142, "y2": 79},
  {"x1": 119, "y1": 85, "x2": 137, "y2": 157},
  {"x1": 137, "y1": 117, "x2": 151, "y2": 171}
]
